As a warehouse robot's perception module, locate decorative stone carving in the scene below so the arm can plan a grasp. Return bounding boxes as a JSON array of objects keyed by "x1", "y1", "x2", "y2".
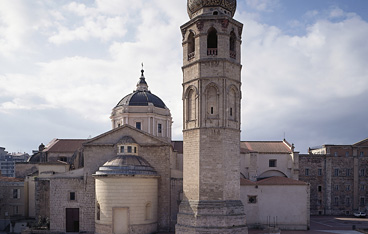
[
  {"x1": 187, "y1": 0, "x2": 237, "y2": 18},
  {"x1": 238, "y1": 26, "x2": 243, "y2": 38},
  {"x1": 181, "y1": 28, "x2": 187, "y2": 40},
  {"x1": 221, "y1": 19, "x2": 229, "y2": 29},
  {"x1": 196, "y1": 21, "x2": 204, "y2": 31}
]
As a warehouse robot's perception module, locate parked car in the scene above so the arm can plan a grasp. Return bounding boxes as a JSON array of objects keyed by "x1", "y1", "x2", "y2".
[{"x1": 353, "y1": 211, "x2": 366, "y2": 218}]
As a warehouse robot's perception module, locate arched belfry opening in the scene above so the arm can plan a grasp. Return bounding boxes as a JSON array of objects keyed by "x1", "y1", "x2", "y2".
[
  {"x1": 207, "y1": 27, "x2": 218, "y2": 55},
  {"x1": 188, "y1": 32, "x2": 195, "y2": 60},
  {"x1": 230, "y1": 31, "x2": 236, "y2": 59},
  {"x1": 187, "y1": 88, "x2": 196, "y2": 121}
]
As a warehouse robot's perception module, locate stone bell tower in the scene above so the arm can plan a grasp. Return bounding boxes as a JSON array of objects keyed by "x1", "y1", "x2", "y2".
[{"x1": 176, "y1": 0, "x2": 247, "y2": 233}]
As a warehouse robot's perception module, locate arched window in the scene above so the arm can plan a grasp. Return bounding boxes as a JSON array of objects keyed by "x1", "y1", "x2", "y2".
[
  {"x1": 187, "y1": 89, "x2": 196, "y2": 121},
  {"x1": 145, "y1": 203, "x2": 152, "y2": 220},
  {"x1": 188, "y1": 32, "x2": 195, "y2": 60},
  {"x1": 207, "y1": 28, "x2": 218, "y2": 55},
  {"x1": 228, "y1": 88, "x2": 237, "y2": 120},
  {"x1": 230, "y1": 31, "x2": 236, "y2": 59},
  {"x1": 206, "y1": 85, "x2": 218, "y2": 117},
  {"x1": 96, "y1": 201, "x2": 101, "y2": 220}
]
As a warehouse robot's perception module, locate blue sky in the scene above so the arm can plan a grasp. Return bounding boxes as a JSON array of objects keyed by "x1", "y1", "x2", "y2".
[{"x1": 0, "y1": 0, "x2": 367, "y2": 154}]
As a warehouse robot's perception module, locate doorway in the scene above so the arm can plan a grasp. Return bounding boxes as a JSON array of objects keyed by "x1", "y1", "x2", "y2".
[
  {"x1": 113, "y1": 207, "x2": 129, "y2": 234},
  {"x1": 66, "y1": 208, "x2": 79, "y2": 232}
]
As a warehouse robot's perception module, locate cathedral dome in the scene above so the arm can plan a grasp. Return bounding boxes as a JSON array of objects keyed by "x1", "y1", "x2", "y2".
[
  {"x1": 95, "y1": 155, "x2": 157, "y2": 176},
  {"x1": 115, "y1": 69, "x2": 167, "y2": 109},
  {"x1": 187, "y1": 0, "x2": 237, "y2": 18}
]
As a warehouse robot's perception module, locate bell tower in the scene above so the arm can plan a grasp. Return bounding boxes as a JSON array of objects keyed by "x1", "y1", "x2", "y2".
[{"x1": 176, "y1": 0, "x2": 247, "y2": 233}]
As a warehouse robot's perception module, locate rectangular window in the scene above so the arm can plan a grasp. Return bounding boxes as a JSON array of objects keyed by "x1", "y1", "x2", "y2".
[
  {"x1": 12, "y1": 189, "x2": 20, "y2": 199},
  {"x1": 318, "y1": 168, "x2": 322, "y2": 176},
  {"x1": 136, "y1": 122, "x2": 141, "y2": 130},
  {"x1": 335, "y1": 185, "x2": 339, "y2": 191},
  {"x1": 345, "y1": 152, "x2": 349, "y2": 157},
  {"x1": 120, "y1": 146, "x2": 124, "y2": 153},
  {"x1": 248, "y1": 196, "x2": 257, "y2": 204},
  {"x1": 346, "y1": 169, "x2": 351, "y2": 177},
  {"x1": 70, "y1": 192, "x2": 76, "y2": 201},
  {"x1": 317, "y1": 200, "x2": 322, "y2": 206},
  {"x1": 127, "y1": 146, "x2": 132, "y2": 153},
  {"x1": 361, "y1": 185, "x2": 365, "y2": 191},
  {"x1": 360, "y1": 151, "x2": 364, "y2": 157},
  {"x1": 346, "y1": 185, "x2": 350, "y2": 191},
  {"x1": 269, "y1": 159, "x2": 277, "y2": 167},
  {"x1": 230, "y1": 108, "x2": 233, "y2": 116},
  {"x1": 58, "y1": 156, "x2": 67, "y2": 162},
  {"x1": 134, "y1": 147, "x2": 137, "y2": 153},
  {"x1": 318, "y1": 185, "x2": 322, "y2": 192},
  {"x1": 360, "y1": 197, "x2": 365, "y2": 206},
  {"x1": 334, "y1": 152, "x2": 338, "y2": 156},
  {"x1": 334, "y1": 169, "x2": 339, "y2": 176},
  {"x1": 13, "y1": 206, "x2": 19, "y2": 215},
  {"x1": 305, "y1": 168, "x2": 310, "y2": 176},
  {"x1": 334, "y1": 197, "x2": 339, "y2": 206},
  {"x1": 346, "y1": 197, "x2": 350, "y2": 206},
  {"x1": 158, "y1": 123, "x2": 162, "y2": 133},
  {"x1": 360, "y1": 169, "x2": 365, "y2": 177}
]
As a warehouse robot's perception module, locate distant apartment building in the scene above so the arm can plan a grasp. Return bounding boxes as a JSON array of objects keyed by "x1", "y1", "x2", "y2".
[
  {"x1": 299, "y1": 138, "x2": 368, "y2": 215},
  {"x1": 0, "y1": 176, "x2": 25, "y2": 230},
  {"x1": 0, "y1": 147, "x2": 29, "y2": 177}
]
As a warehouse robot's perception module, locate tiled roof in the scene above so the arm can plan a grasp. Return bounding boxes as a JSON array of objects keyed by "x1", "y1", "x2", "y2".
[
  {"x1": 172, "y1": 141, "x2": 183, "y2": 153},
  {"x1": 0, "y1": 176, "x2": 24, "y2": 182},
  {"x1": 240, "y1": 141, "x2": 292, "y2": 154},
  {"x1": 240, "y1": 178, "x2": 256, "y2": 185},
  {"x1": 259, "y1": 176, "x2": 307, "y2": 185},
  {"x1": 353, "y1": 138, "x2": 368, "y2": 147},
  {"x1": 240, "y1": 177, "x2": 306, "y2": 186},
  {"x1": 44, "y1": 139, "x2": 87, "y2": 153}
]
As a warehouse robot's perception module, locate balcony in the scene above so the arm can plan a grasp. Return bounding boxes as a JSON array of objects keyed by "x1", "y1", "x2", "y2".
[
  {"x1": 188, "y1": 52, "x2": 195, "y2": 60},
  {"x1": 207, "y1": 48, "x2": 218, "y2": 56}
]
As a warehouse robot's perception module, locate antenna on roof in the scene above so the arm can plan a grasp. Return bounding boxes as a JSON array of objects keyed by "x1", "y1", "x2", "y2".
[{"x1": 283, "y1": 132, "x2": 286, "y2": 140}]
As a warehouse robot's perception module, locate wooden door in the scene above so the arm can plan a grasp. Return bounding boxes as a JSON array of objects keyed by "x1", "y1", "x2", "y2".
[{"x1": 66, "y1": 208, "x2": 79, "y2": 232}]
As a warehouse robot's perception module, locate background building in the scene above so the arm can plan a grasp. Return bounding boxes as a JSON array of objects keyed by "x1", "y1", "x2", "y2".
[
  {"x1": 299, "y1": 138, "x2": 368, "y2": 215},
  {"x1": 240, "y1": 140, "x2": 310, "y2": 230},
  {"x1": 0, "y1": 148, "x2": 29, "y2": 178}
]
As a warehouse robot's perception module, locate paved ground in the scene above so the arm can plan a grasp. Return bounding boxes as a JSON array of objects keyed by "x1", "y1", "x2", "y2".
[
  {"x1": 157, "y1": 216, "x2": 368, "y2": 234},
  {"x1": 1, "y1": 216, "x2": 367, "y2": 234},
  {"x1": 248, "y1": 216, "x2": 368, "y2": 234}
]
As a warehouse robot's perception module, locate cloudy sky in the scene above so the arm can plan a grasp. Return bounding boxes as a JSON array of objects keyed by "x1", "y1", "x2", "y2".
[{"x1": 1, "y1": 0, "x2": 367, "y2": 154}]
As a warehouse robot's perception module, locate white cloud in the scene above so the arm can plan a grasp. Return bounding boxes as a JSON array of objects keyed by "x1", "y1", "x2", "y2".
[
  {"x1": 245, "y1": 0, "x2": 280, "y2": 12},
  {"x1": 1, "y1": 1, "x2": 367, "y2": 153},
  {"x1": 239, "y1": 10, "x2": 368, "y2": 151}
]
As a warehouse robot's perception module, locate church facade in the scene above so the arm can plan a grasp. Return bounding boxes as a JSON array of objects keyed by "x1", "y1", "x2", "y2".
[{"x1": 10, "y1": 1, "x2": 312, "y2": 233}]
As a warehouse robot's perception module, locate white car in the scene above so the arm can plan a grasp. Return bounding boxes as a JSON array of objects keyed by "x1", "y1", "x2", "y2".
[{"x1": 353, "y1": 211, "x2": 366, "y2": 218}]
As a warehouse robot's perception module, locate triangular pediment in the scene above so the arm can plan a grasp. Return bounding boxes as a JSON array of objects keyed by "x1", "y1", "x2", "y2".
[
  {"x1": 84, "y1": 124, "x2": 171, "y2": 147},
  {"x1": 353, "y1": 138, "x2": 368, "y2": 147}
]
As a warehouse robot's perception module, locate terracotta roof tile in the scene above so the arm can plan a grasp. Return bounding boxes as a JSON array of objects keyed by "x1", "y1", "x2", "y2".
[
  {"x1": 44, "y1": 139, "x2": 87, "y2": 153},
  {"x1": 240, "y1": 141, "x2": 292, "y2": 154},
  {"x1": 0, "y1": 176, "x2": 24, "y2": 182},
  {"x1": 240, "y1": 178, "x2": 256, "y2": 185},
  {"x1": 256, "y1": 176, "x2": 307, "y2": 185},
  {"x1": 240, "y1": 176, "x2": 306, "y2": 186}
]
